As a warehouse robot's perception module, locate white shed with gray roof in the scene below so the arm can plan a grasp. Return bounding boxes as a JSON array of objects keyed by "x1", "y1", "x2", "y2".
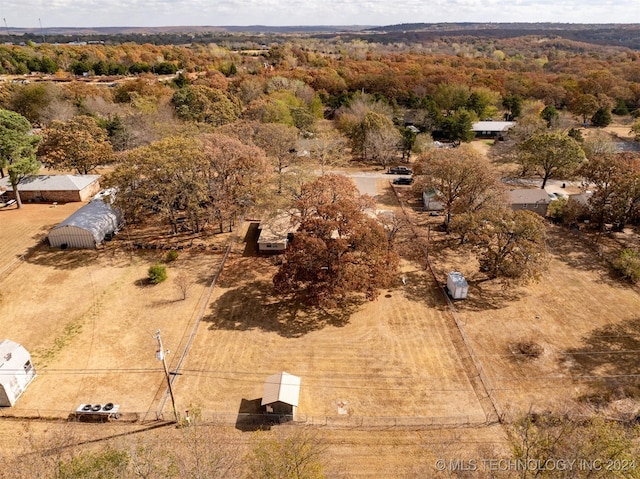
[
  {"x1": 261, "y1": 371, "x2": 301, "y2": 417},
  {"x1": 48, "y1": 194, "x2": 122, "y2": 249}
]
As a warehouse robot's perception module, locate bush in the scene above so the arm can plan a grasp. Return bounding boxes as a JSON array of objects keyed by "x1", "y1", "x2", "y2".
[
  {"x1": 165, "y1": 250, "x2": 179, "y2": 262},
  {"x1": 148, "y1": 264, "x2": 167, "y2": 284},
  {"x1": 613, "y1": 249, "x2": 640, "y2": 284}
]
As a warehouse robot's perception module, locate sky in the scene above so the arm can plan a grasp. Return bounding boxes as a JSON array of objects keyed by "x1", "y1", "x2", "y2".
[{"x1": 1, "y1": 0, "x2": 639, "y2": 28}]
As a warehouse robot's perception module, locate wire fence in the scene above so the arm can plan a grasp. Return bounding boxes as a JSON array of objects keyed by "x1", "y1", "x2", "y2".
[
  {"x1": 0, "y1": 407, "x2": 487, "y2": 429},
  {"x1": 391, "y1": 184, "x2": 504, "y2": 425}
]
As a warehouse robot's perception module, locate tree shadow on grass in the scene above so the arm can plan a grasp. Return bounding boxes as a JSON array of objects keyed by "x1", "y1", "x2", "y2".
[
  {"x1": 546, "y1": 226, "x2": 614, "y2": 275},
  {"x1": 399, "y1": 270, "x2": 445, "y2": 309},
  {"x1": 460, "y1": 278, "x2": 527, "y2": 312},
  {"x1": 562, "y1": 317, "x2": 640, "y2": 405},
  {"x1": 24, "y1": 247, "x2": 101, "y2": 270},
  {"x1": 205, "y1": 280, "x2": 360, "y2": 338}
]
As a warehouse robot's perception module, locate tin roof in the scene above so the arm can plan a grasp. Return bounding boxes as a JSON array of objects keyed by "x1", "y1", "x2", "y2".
[
  {"x1": 472, "y1": 121, "x2": 515, "y2": 132},
  {"x1": 0, "y1": 175, "x2": 100, "y2": 192},
  {"x1": 508, "y1": 188, "x2": 551, "y2": 205},
  {"x1": 261, "y1": 371, "x2": 301, "y2": 407}
]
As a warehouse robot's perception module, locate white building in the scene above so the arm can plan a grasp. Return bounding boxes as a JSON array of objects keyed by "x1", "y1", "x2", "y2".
[
  {"x1": 261, "y1": 371, "x2": 301, "y2": 417},
  {"x1": 0, "y1": 339, "x2": 36, "y2": 407},
  {"x1": 48, "y1": 192, "x2": 122, "y2": 249}
]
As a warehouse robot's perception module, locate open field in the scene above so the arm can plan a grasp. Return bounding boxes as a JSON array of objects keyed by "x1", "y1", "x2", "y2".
[
  {"x1": 176, "y1": 248, "x2": 485, "y2": 425},
  {"x1": 0, "y1": 205, "x2": 227, "y2": 420}
]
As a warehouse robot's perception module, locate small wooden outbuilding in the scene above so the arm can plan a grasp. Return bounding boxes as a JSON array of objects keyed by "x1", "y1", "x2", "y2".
[
  {"x1": 261, "y1": 371, "x2": 301, "y2": 417},
  {"x1": 0, "y1": 339, "x2": 36, "y2": 407}
]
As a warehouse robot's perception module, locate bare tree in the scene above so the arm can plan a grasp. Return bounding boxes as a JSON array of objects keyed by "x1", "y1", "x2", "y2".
[{"x1": 174, "y1": 273, "x2": 192, "y2": 300}]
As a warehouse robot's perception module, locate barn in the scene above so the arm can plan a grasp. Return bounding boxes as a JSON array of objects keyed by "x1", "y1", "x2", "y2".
[
  {"x1": 0, "y1": 339, "x2": 36, "y2": 407},
  {"x1": 261, "y1": 371, "x2": 301, "y2": 418},
  {"x1": 48, "y1": 193, "x2": 123, "y2": 249},
  {"x1": 0, "y1": 174, "x2": 101, "y2": 203}
]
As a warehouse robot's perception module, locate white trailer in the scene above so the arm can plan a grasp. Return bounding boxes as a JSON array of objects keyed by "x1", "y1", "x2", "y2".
[
  {"x1": 0, "y1": 339, "x2": 36, "y2": 406},
  {"x1": 446, "y1": 272, "x2": 469, "y2": 300}
]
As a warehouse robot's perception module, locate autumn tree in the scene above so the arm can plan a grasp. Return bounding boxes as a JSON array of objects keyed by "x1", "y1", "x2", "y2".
[
  {"x1": 252, "y1": 122, "x2": 299, "y2": 195},
  {"x1": 108, "y1": 135, "x2": 208, "y2": 233},
  {"x1": 172, "y1": 85, "x2": 242, "y2": 126},
  {"x1": 517, "y1": 133, "x2": 586, "y2": 189},
  {"x1": 309, "y1": 130, "x2": 347, "y2": 175},
  {"x1": 432, "y1": 83, "x2": 469, "y2": 116},
  {"x1": 247, "y1": 429, "x2": 326, "y2": 479},
  {"x1": 201, "y1": 132, "x2": 271, "y2": 232},
  {"x1": 508, "y1": 413, "x2": 639, "y2": 479},
  {"x1": 580, "y1": 152, "x2": 640, "y2": 230},
  {"x1": 273, "y1": 174, "x2": 398, "y2": 308},
  {"x1": 335, "y1": 94, "x2": 399, "y2": 165},
  {"x1": 6, "y1": 82, "x2": 58, "y2": 125},
  {"x1": 0, "y1": 109, "x2": 41, "y2": 208},
  {"x1": 37, "y1": 115, "x2": 114, "y2": 174},
  {"x1": 451, "y1": 208, "x2": 547, "y2": 281},
  {"x1": 413, "y1": 145, "x2": 503, "y2": 228},
  {"x1": 569, "y1": 93, "x2": 599, "y2": 125}
]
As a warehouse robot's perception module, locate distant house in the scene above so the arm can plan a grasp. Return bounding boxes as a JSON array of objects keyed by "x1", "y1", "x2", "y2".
[
  {"x1": 261, "y1": 371, "x2": 301, "y2": 419},
  {"x1": 569, "y1": 190, "x2": 593, "y2": 208},
  {"x1": 0, "y1": 339, "x2": 36, "y2": 407},
  {"x1": 0, "y1": 175, "x2": 101, "y2": 203},
  {"x1": 48, "y1": 192, "x2": 122, "y2": 249},
  {"x1": 257, "y1": 211, "x2": 299, "y2": 253},
  {"x1": 422, "y1": 189, "x2": 445, "y2": 212},
  {"x1": 508, "y1": 189, "x2": 551, "y2": 216},
  {"x1": 472, "y1": 121, "x2": 515, "y2": 140}
]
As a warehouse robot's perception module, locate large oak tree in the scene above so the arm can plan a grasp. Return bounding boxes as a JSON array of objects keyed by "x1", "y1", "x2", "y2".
[
  {"x1": 37, "y1": 115, "x2": 114, "y2": 174},
  {"x1": 450, "y1": 208, "x2": 548, "y2": 281},
  {"x1": 517, "y1": 132, "x2": 586, "y2": 189},
  {"x1": 414, "y1": 145, "x2": 504, "y2": 228},
  {"x1": 273, "y1": 174, "x2": 398, "y2": 308}
]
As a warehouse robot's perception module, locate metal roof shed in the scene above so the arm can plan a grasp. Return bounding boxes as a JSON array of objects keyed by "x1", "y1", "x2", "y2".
[
  {"x1": 48, "y1": 197, "x2": 122, "y2": 249},
  {"x1": 261, "y1": 371, "x2": 301, "y2": 416},
  {"x1": 0, "y1": 339, "x2": 36, "y2": 407}
]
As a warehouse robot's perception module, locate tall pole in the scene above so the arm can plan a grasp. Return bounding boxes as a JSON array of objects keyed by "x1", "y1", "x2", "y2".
[{"x1": 153, "y1": 329, "x2": 178, "y2": 422}]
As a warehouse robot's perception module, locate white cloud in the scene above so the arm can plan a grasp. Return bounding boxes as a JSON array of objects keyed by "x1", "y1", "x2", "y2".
[{"x1": 1, "y1": 0, "x2": 638, "y2": 27}]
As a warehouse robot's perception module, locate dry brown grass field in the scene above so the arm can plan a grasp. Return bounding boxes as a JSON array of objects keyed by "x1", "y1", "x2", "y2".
[{"x1": 1, "y1": 155, "x2": 640, "y2": 476}]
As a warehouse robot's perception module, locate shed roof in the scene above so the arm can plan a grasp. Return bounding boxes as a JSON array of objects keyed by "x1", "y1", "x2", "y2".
[
  {"x1": 261, "y1": 371, "x2": 301, "y2": 407},
  {"x1": 0, "y1": 339, "x2": 30, "y2": 371},
  {"x1": 0, "y1": 174, "x2": 100, "y2": 192},
  {"x1": 258, "y1": 211, "x2": 299, "y2": 245},
  {"x1": 472, "y1": 121, "x2": 515, "y2": 132},
  {"x1": 51, "y1": 198, "x2": 122, "y2": 243},
  {"x1": 508, "y1": 188, "x2": 551, "y2": 205}
]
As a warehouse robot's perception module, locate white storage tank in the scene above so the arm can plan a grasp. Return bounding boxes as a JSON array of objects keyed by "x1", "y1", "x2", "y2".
[{"x1": 446, "y1": 272, "x2": 468, "y2": 299}]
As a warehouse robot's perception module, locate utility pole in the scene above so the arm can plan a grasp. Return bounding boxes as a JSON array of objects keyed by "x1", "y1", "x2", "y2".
[
  {"x1": 38, "y1": 18, "x2": 45, "y2": 43},
  {"x1": 153, "y1": 329, "x2": 178, "y2": 422}
]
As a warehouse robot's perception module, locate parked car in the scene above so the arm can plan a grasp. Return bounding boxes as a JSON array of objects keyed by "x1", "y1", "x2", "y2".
[
  {"x1": 393, "y1": 177, "x2": 414, "y2": 185},
  {"x1": 388, "y1": 166, "x2": 413, "y2": 175}
]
